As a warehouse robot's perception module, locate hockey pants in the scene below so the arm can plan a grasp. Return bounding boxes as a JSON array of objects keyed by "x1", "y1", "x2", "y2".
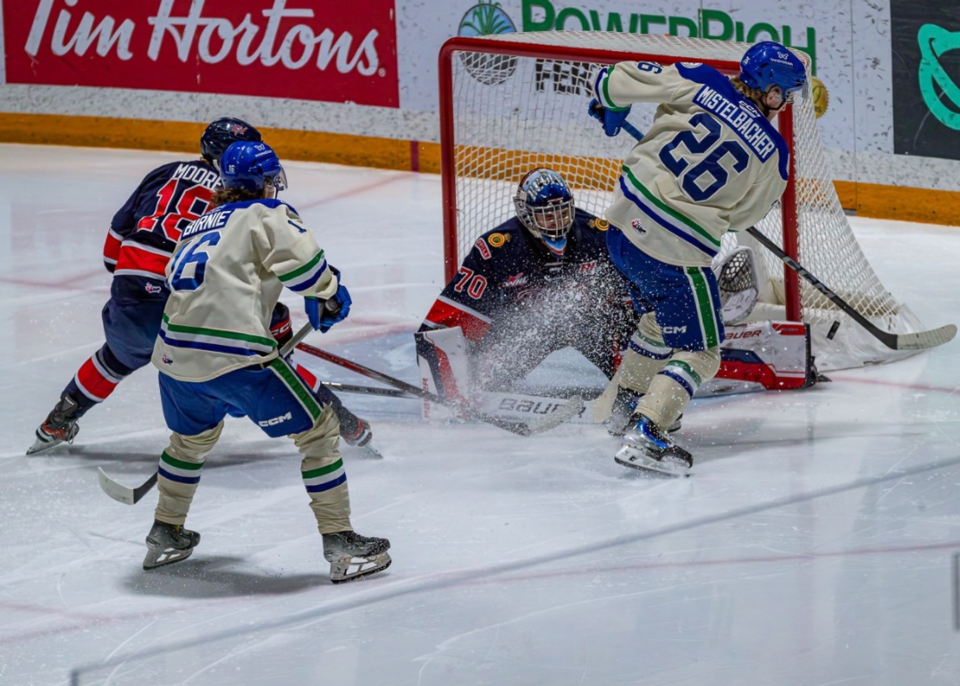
[{"x1": 156, "y1": 360, "x2": 352, "y2": 534}]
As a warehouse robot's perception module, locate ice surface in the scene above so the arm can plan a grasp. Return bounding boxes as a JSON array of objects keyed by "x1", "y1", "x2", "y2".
[{"x1": 0, "y1": 145, "x2": 958, "y2": 685}]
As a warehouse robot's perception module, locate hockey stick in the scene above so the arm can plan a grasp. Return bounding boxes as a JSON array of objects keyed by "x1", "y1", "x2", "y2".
[
  {"x1": 321, "y1": 381, "x2": 411, "y2": 399},
  {"x1": 296, "y1": 342, "x2": 584, "y2": 436},
  {"x1": 97, "y1": 322, "x2": 318, "y2": 505},
  {"x1": 745, "y1": 227, "x2": 956, "y2": 351},
  {"x1": 613, "y1": 120, "x2": 956, "y2": 352}
]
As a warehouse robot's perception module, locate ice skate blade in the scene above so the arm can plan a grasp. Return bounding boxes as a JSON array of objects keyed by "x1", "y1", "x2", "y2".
[
  {"x1": 330, "y1": 552, "x2": 392, "y2": 584},
  {"x1": 615, "y1": 446, "x2": 691, "y2": 477},
  {"x1": 26, "y1": 439, "x2": 58, "y2": 455},
  {"x1": 143, "y1": 547, "x2": 195, "y2": 570}
]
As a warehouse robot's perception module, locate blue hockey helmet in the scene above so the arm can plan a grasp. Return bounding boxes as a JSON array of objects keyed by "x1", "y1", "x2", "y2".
[
  {"x1": 514, "y1": 168, "x2": 575, "y2": 256},
  {"x1": 220, "y1": 141, "x2": 288, "y2": 198},
  {"x1": 201, "y1": 118, "x2": 262, "y2": 168},
  {"x1": 739, "y1": 42, "x2": 807, "y2": 104}
]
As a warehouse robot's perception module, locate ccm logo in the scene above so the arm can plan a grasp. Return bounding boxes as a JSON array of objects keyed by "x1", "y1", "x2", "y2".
[
  {"x1": 258, "y1": 412, "x2": 292, "y2": 427},
  {"x1": 663, "y1": 326, "x2": 687, "y2": 334}
]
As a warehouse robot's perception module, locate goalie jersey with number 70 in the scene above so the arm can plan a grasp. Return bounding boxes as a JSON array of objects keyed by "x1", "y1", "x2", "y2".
[{"x1": 592, "y1": 60, "x2": 791, "y2": 268}]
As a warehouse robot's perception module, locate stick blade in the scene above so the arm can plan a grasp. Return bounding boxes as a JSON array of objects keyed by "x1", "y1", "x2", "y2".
[
  {"x1": 98, "y1": 467, "x2": 136, "y2": 505},
  {"x1": 97, "y1": 468, "x2": 157, "y2": 505},
  {"x1": 895, "y1": 324, "x2": 957, "y2": 351}
]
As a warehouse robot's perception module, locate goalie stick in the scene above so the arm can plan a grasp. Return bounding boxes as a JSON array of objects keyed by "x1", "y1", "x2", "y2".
[
  {"x1": 611, "y1": 118, "x2": 956, "y2": 352},
  {"x1": 296, "y1": 342, "x2": 584, "y2": 436},
  {"x1": 98, "y1": 321, "x2": 318, "y2": 505}
]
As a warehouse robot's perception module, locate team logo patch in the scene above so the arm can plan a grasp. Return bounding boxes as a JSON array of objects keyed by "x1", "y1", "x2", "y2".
[
  {"x1": 488, "y1": 232, "x2": 507, "y2": 247},
  {"x1": 475, "y1": 237, "x2": 492, "y2": 260},
  {"x1": 161, "y1": 355, "x2": 173, "y2": 365},
  {"x1": 631, "y1": 219, "x2": 646, "y2": 233},
  {"x1": 145, "y1": 282, "x2": 162, "y2": 294},
  {"x1": 503, "y1": 273, "x2": 528, "y2": 288},
  {"x1": 578, "y1": 261, "x2": 597, "y2": 275}
]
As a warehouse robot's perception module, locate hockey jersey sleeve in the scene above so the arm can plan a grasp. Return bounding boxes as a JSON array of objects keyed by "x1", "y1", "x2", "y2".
[
  {"x1": 420, "y1": 242, "x2": 498, "y2": 342},
  {"x1": 103, "y1": 166, "x2": 164, "y2": 273},
  {"x1": 593, "y1": 61, "x2": 689, "y2": 111},
  {"x1": 257, "y1": 204, "x2": 339, "y2": 300}
]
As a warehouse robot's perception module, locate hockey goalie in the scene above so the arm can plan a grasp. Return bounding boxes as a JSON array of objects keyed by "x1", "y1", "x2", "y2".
[{"x1": 416, "y1": 168, "x2": 819, "y2": 430}]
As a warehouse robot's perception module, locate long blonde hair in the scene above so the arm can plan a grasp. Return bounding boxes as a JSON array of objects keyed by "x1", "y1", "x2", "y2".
[
  {"x1": 211, "y1": 187, "x2": 261, "y2": 207},
  {"x1": 729, "y1": 76, "x2": 770, "y2": 116}
]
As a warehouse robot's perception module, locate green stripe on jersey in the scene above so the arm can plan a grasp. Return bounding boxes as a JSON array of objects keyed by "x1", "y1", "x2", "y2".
[
  {"x1": 277, "y1": 250, "x2": 325, "y2": 283},
  {"x1": 161, "y1": 315, "x2": 277, "y2": 349},
  {"x1": 621, "y1": 166, "x2": 720, "y2": 248}
]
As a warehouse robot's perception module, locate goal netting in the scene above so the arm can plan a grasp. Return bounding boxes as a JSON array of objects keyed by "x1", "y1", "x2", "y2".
[{"x1": 439, "y1": 31, "x2": 926, "y2": 371}]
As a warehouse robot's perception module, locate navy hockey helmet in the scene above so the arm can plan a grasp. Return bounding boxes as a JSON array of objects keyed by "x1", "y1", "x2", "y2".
[
  {"x1": 514, "y1": 168, "x2": 575, "y2": 256},
  {"x1": 201, "y1": 118, "x2": 262, "y2": 168},
  {"x1": 220, "y1": 141, "x2": 288, "y2": 198},
  {"x1": 739, "y1": 42, "x2": 807, "y2": 104}
]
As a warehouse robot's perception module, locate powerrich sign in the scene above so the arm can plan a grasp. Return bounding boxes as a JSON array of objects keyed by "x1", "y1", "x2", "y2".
[
  {"x1": 3, "y1": 0, "x2": 400, "y2": 107},
  {"x1": 892, "y1": 0, "x2": 960, "y2": 159}
]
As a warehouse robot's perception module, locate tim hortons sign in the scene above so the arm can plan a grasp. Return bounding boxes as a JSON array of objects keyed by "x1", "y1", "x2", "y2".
[{"x1": 4, "y1": 0, "x2": 399, "y2": 107}]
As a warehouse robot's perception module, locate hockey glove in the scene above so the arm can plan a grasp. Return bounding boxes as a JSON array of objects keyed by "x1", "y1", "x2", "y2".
[
  {"x1": 588, "y1": 99, "x2": 632, "y2": 137},
  {"x1": 305, "y1": 285, "x2": 352, "y2": 333}
]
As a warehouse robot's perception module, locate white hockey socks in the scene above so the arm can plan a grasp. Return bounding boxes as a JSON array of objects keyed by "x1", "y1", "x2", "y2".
[
  {"x1": 635, "y1": 348, "x2": 721, "y2": 430},
  {"x1": 155, "y1": 422, "x2": 223, "y2": 526},
  {"x1": 593, "y1": 314, "x2": 672, "y2": 422},
  {"x1": 295, "y1": 404, "x2": 353, "y2": 535}
]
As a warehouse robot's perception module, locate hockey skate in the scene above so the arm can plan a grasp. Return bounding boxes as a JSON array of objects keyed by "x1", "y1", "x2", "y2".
[
  {"x1": 607, "y1": 388, "x2": 681, "y2": 437},
  {"x1": 143, "y1": 520, "x2": 201, "y2": 570},
  {"x1": 340, "y1": 413, "x2": 373, "y2": 448},
  {"x1": 322, "y1": 531, "x2": 391, "y2": 583},
  {"x1": 615, "y1": 414, "x2": 693, "y2": 477},
  {"x1": 27, "y1": 393, "x2": 81, "y2": 455}
]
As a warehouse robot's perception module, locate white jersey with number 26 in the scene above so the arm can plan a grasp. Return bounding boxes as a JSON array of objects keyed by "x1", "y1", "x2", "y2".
[
  {"x1": 593, "y1": 61, "x2": 790, "y2": 268},
  {"x1": 152, "y1": 199, "x2": 338, "y2": 382}
]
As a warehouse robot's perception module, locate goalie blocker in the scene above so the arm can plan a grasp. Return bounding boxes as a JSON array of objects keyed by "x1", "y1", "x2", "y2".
[{"x1": 416, "y1": 321, "x2": 819, "y2": 423}]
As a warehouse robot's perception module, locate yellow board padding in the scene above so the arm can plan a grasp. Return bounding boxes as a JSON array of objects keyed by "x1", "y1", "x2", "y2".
[
  {"x1": 0, "y1": 112, "x2": 957, "y2": 227},
  {"x1": 0, "y1": 112, "x2": 442, "y2": 174}
]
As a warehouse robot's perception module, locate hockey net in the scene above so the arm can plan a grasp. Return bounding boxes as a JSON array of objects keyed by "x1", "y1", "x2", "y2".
[{"x1": 438, "y1": 31, "x2": 926, "y2": 370}]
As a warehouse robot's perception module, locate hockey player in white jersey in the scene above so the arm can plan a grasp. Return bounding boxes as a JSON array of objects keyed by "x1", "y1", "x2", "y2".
[
  {"x1": 589, "y1": 41, "x2": 806, "y2": 475},
  {"x1": 144, "y1": 141, "x2": 390, "y2": 582}
]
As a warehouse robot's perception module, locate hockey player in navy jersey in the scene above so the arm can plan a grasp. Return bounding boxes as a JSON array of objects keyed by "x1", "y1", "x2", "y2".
[
  {"x1": 589, "y1": 41, "x2": 807, "y2": 476},
  {"x1": 27, "y1": 119, "x2": 372, "y2": 454},
  {"x1": 418, "y1": 168, "x2": 635, "y2": 393},
  {"x1": 27, "y1": 118, "x2": 261, "y2": 454},
  {"x1": 143, "y1": 141, "x2": 389, "y2": 582}
]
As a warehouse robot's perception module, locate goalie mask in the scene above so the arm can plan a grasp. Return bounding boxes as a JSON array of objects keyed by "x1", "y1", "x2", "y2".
[{"x1": 514, "y1": 168, "x2": 575, "y2": 256}]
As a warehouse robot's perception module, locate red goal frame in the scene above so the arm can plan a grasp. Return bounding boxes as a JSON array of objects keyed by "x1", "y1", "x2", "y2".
[{"x1": 437, "y1": 36, "x2": 801, "y2": 322}]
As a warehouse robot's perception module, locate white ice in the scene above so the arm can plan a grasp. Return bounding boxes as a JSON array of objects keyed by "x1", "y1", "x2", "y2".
[{"x1": 1, "y1": 144, "x2": 959, "y2": 685}]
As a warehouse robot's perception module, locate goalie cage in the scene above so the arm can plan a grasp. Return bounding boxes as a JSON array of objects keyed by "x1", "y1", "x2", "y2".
[{"x1": 439, "y1": 31, "x2": 928, "y2": 371}]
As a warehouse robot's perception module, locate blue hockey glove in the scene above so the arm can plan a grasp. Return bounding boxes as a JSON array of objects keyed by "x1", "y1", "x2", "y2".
[
  {"x1": 305, "y1": 284, "x2": 352, "y2": 333},
  {"x1": 588, "y1": 98, "x2": 632, "y2": 137}
]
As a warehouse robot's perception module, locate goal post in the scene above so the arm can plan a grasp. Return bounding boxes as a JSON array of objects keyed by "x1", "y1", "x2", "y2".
[{"x1": 438, "y1": 31, "x2": 926, "y2": 370}]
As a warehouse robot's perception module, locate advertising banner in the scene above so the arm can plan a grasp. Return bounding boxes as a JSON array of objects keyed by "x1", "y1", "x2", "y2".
[
  {"x1": 3, "y1": 0, "x2": 400, "y2": 107},
  {"x1": 891, "y1": 0, "x2": 960, "y2": 160}
]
